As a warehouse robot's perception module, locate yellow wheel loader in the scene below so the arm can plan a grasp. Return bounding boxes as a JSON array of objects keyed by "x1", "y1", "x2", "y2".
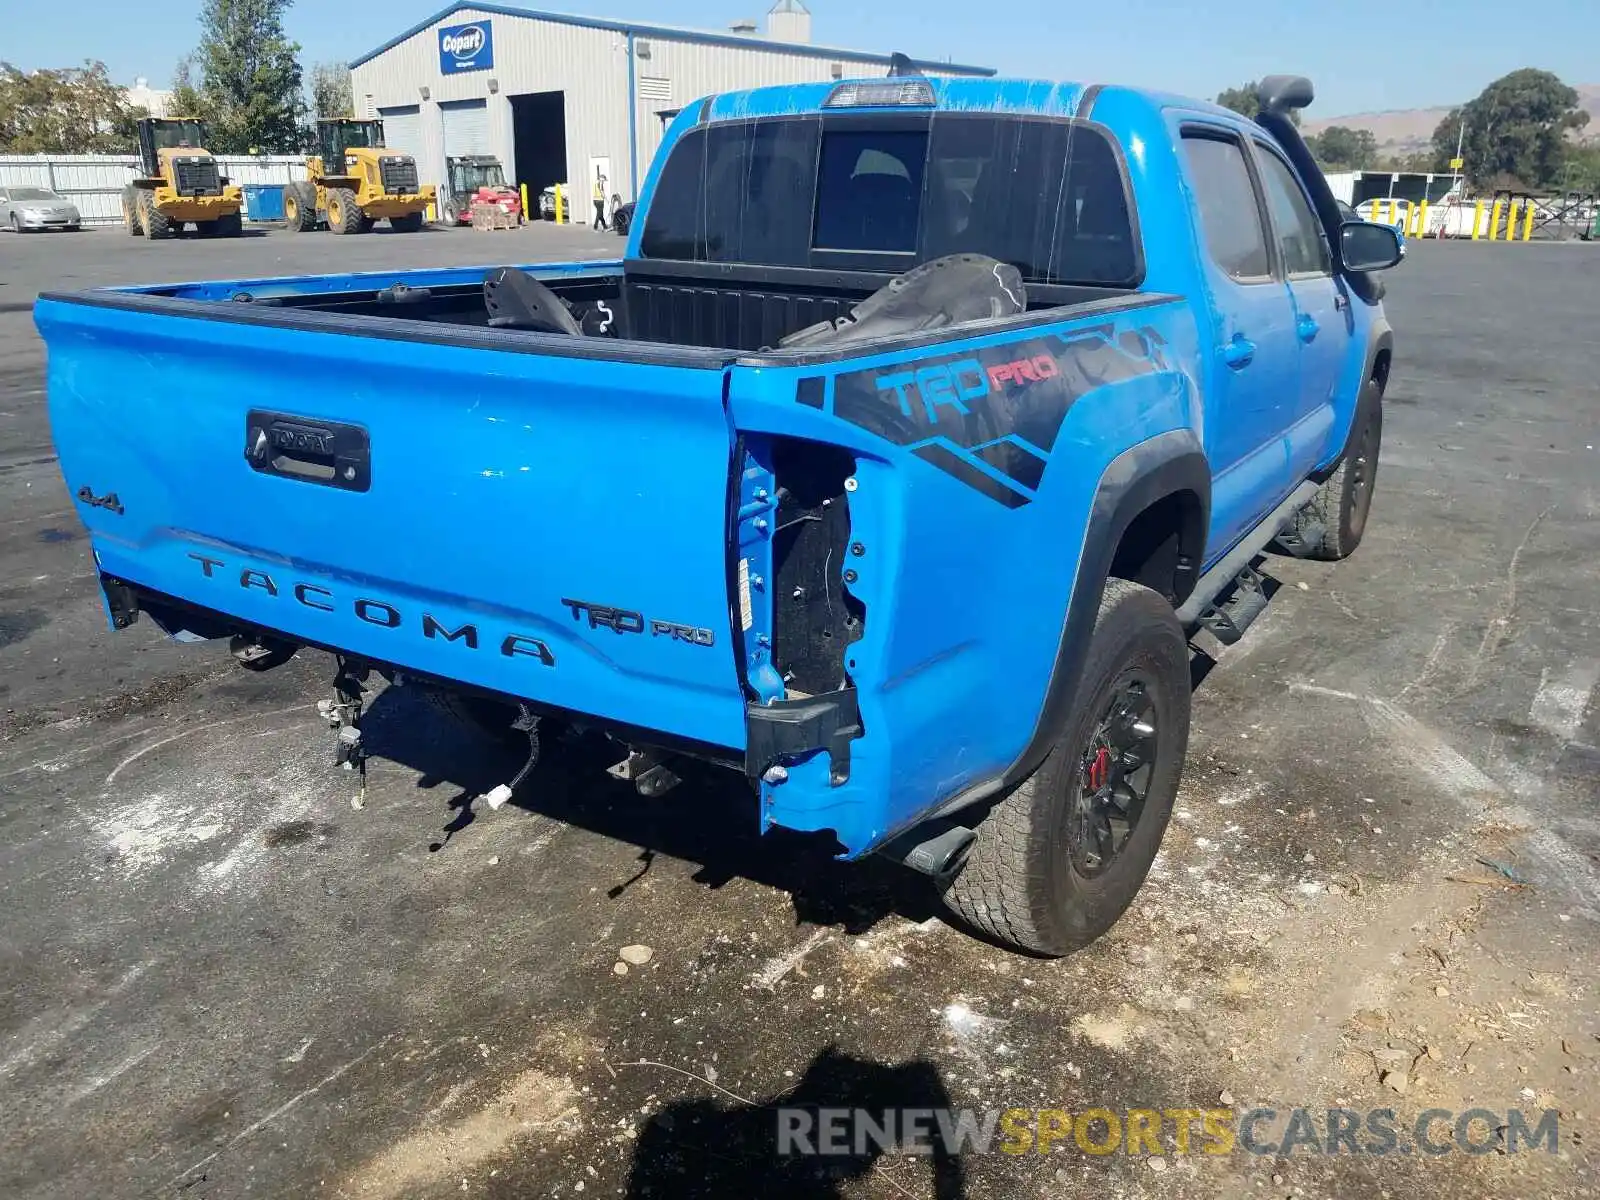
[
  {"x1": 285, "y1": 119, "x2": 435, "y2": 235},
  {"x1": 121, "y1": 118, "x2": 244, "y2": 239}
]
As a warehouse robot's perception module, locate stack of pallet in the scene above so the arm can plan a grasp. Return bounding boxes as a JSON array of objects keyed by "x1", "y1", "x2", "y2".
[{"x1": 469, "y1": 203, "x2": 517, "y2": 231}]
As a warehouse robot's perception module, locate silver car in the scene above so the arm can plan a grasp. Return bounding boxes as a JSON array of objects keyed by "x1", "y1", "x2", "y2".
[{"x1": 1, "y1": 185, "x2": 82, "y2": 232}]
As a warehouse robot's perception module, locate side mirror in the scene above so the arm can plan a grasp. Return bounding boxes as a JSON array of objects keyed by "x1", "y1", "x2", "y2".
[{"x1": 1340, "y1": 220, "x2": 1404, "y2": 272}]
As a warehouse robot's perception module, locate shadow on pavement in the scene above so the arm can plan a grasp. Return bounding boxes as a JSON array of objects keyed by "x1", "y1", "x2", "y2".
[
  {"x1": 357, "y1": 685, "x2": 944, "y2": 937},
  {"x1": 622, "y1": 1046, "x2": 967, "y2": 1199}
]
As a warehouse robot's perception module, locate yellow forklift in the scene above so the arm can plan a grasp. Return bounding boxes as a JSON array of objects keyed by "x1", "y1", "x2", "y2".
[
  {"x1": 121, "y1": 117, "x2": 244, "y2": 239},
  {"x1": 285, "y1": 119, "x2": 435, "y2": 234}
]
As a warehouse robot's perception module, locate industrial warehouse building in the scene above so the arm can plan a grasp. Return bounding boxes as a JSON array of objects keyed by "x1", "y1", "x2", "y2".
[{"x1": 349, "y1": 1, "x2": 993, "y2": 209}]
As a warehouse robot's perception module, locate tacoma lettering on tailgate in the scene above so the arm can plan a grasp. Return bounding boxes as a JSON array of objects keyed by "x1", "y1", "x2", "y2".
[{"x1": 186, "y1": 553, "x2": 555, "y2": 665}]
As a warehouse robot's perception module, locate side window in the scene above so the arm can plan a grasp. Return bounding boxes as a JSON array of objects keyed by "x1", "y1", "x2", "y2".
[
  {"x1": 1180, "y1": 134, "x2": 1271, "y2": 282},
  {"x1": 1254, "y1": 147, "x2": 1331, "y2": 276}
]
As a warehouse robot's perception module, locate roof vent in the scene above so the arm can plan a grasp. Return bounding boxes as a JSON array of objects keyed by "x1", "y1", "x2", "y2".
[{"x1": 729, "y1": 18, "x2": 758, "y2": 34}]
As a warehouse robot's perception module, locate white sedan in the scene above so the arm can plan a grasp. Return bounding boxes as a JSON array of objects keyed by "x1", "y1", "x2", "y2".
[{"x1": 1, "y1": 185, "x2": 82, "y2": 232}]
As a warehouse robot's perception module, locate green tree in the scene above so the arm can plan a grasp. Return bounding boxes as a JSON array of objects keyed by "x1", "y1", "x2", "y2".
[
  {"x1": 0, "y1": 60, "x2": 139, "y2": 152},
  {"x1": 1432, "y1": 68, "x2": 1589, "y2": 188},
  {"x1": 308, "y1": 61, "x2": 353, "y2": 121},
  {"x1": 1560, "y1": 143, "x2": 1600, "y2": 192},
  {"x1": 1215, "y1": 81, "x2": 1302, "y2": 126},
  {"x1": 1309, "y1": 125, "x2": 1378, "y2": 169},
  {"x1": 169, "y1": 56, "x2": 209, "y2": 121},
  {"x1": 186, "y1": 0, "x2": 305, "y2": 153}
]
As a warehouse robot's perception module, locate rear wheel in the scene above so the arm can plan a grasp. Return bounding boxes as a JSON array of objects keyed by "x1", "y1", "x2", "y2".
[
  {"x1": 140, "y1": 193, "x2": 172, "y2": 240},
  {"x1": 284, "y1": 182, "x2": 318, "y2": 232},
  {"x1": 389, "y1": 211, "x2": 425, "y2": 232},
  {"x1": 215, "y1": 211, "x2": 243, "y2": 238},
  {"x1": 941, "y1": 580, "x2": 1191, "y2": 956},
  {"x1": 122, "y1": 187, "x2": 142, "y2": 235},
  {"x1": 194, "y1": 219, "x2": 218, "y2": 237},
  {"x1": 1291, "y1": 377, "x2": 1383, "y2": 560},
  {"x1": 326, "y1": 188, "x2": 363, "y2": 234}
]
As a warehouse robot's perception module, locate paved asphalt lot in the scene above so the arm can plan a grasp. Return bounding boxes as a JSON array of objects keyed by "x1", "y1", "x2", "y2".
[{"x1": 1, "y1": 224, "x2": 1597, "y2": 1199}]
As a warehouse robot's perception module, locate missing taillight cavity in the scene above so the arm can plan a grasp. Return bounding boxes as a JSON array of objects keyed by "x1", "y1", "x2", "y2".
[{"x1": 770, "y1": 438, "x2": 864, "y2": 697}]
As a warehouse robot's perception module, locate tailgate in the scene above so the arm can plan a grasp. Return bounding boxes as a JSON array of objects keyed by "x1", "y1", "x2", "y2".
[{"x1": 35, "y1": 294, "x2": 750, "y2": 750}]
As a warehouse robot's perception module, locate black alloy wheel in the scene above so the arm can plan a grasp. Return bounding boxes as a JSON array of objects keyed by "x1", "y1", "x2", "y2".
[{"x1": 1068, "y1": 673, "x2": 1157, "y2": 876}]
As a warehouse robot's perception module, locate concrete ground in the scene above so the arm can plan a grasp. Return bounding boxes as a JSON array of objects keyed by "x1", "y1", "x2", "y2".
[{"x1": 1, "y1": 225, "x2": 1596, "y2": 1199}]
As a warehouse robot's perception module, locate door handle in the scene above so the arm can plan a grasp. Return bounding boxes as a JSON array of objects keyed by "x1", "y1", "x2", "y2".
[
  {"x1": 1297, "y1": 315, "x2": 1319, "y2": 343},
  {"x1": 1222, "y1": 334, "x2": 1256, "y2": 369}
]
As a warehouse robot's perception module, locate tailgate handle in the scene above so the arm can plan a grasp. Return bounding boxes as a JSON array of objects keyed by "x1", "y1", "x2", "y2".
[{"x1": 245, "y1": 410, "x2": 370, "y2": 492}]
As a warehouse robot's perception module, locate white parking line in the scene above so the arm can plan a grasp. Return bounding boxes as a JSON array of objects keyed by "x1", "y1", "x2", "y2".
[{"x1": 1530, "y1": 659, "x2": 1600, "y2": 743}]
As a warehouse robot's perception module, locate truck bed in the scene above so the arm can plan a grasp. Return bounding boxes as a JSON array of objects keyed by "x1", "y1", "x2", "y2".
[{"x1": 122, "y1": 258, "x2": 1139, "y2": 352}]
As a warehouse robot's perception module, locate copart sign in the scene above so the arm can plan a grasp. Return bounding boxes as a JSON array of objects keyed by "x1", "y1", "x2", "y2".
[{"x1": 438, "y1": 21, "x2": 493, "y2": 73}]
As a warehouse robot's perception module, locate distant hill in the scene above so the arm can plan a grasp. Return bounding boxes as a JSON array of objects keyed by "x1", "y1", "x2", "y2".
[{"x1": 1304, "y1": 84, "x2": 1600, "y2": 158}]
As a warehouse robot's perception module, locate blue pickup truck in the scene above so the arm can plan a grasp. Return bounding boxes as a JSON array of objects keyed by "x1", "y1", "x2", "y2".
[{"x1": 36, "y1": 74, "x2": 1401, "y2": 955}]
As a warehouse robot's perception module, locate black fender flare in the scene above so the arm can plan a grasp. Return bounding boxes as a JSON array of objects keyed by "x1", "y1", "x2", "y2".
[{"x1": 933, "y1": 429, "x2": 1210, "y2": 820}]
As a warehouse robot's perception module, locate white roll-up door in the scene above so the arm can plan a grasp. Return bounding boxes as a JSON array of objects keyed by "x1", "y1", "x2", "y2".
[
  {"x1": 440, "y1": 100, "x2": 492, "y2": 158},
  {"x1": 378, "y1": 105, "x2": 423, "y2": 160}
]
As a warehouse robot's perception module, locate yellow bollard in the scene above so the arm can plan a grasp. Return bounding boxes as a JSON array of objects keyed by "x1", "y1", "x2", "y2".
[
  {"x1": 1384, "y1": 199, "x2": 1395, "y2": 225},
  {"x1": 520, "y1": 183, "x2": 529, "y2": 222},
  {"x1": 554, "y1": 184, "x2": 565, "y2": 224},
  {"x1": 1418, "y1": 200, "x2": 1429, "y2": 238},
  {"x1": 1472, "y1": 200, "x2": 1485, "y2": 239},
  {"x1": 426, "y1": 200, "x2": 436, "y2": 223},
  {"x1": 1488, "y1": 199, "x2": 1504, "y2": 240},
  {"x1": 1506, "y1": 199, "x2": 1521, "y2": 241},
  {"x1": 1521, "y1": 201, "x2": 1535, "y2": 242}
]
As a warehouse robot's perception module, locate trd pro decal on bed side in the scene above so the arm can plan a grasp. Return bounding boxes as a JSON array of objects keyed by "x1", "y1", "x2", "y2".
[{"x1": 823, "y1": 327, "x2": 1167, "y2": 507}]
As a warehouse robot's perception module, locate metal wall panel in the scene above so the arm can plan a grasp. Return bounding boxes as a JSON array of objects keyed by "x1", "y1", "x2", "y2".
[{"x1": 352, "y1": 8, "x2": 629, "y2": 199}]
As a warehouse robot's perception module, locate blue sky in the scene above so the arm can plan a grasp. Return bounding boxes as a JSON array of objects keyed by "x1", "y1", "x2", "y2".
[{"x1": 11, "y1": 0, "x2": 1599, "y2": 117}]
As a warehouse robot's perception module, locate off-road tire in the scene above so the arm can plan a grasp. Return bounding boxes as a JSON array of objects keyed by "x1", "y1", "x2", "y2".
[
  {"x1": 389, "y1": 211, "x2": 425, "y2": 233},
  {"x1": 215, "y1": 211, "x2": 243, "y2": 238},
  {"x1": 440, "y1": 199, "x2": 459, "y2": 226},
  {"x1": 194, "y1": 219, "x2": 218, "y2": 238},
  {"x1": 326, "y1": 188, "x2": 364, "y2": 234},
  {"x1": 284, "y1": 181, "x2": 318, "y2": 232},
  {"x1": 1292, "y1": 377, "x2": 1383, "y2": 560},
  {"x1": 122, "y1": 187, "x2": 141, "y2": 235},
  {"x1": 940, "y1": 580, "x2": 1191, "y2": 956},
  {"x1": 140, "y1": 192, "x2": 173, "y2": 240}
]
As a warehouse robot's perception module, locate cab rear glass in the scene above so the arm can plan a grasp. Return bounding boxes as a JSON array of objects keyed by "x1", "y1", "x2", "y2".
[{"x1": 639, "y1": 113, "x2": 1142, "y2": 288}]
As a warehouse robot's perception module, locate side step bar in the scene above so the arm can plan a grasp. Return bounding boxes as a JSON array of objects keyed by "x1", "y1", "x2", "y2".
[{"x1": 1175, "y1": 481, "x2": 1320, "y2": 639}]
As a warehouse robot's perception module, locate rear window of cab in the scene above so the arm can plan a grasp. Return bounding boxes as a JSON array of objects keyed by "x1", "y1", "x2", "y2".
[{"x1": 640, "y1": 113, "x2": 1141, "y2": 288}]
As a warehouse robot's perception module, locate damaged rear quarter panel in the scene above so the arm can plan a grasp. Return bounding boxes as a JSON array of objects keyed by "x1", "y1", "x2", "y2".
[{"x1": 729, "y1": 298, "x2": 1202, "y2": 856}]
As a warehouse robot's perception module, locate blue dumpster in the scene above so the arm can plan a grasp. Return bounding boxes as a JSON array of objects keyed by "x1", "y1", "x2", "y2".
[{"x1": 242, "y1": 184, "x2": 287, "y2": 222}]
